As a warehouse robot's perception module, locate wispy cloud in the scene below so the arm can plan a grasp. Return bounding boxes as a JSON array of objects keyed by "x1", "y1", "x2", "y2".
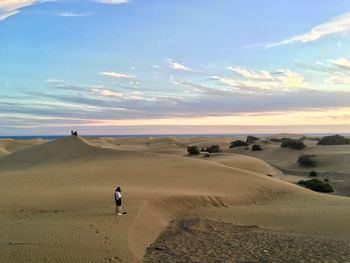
[
  {"x1": 46, "y1": 79, "x2": 64, "y2": 84},
  {"x1": 329, "y1": 58, "x2": 350, "y2": 71},
  {"x1": 100, "y1": 71, "x2": 136, "y2": 79},
  {"x1": 217, "y1": 67, "x2": 305, "y2": 91},
  {"x1": 227, "y1": 66, "x2": 274, "y2": 81},
  {"x1": 168, "y1": 60, "x2": 193, "y2": 71},
  {"x1": 90, "y1": 87, "x2": 123, "y2": 98},
  {"x1": 266, "y1": 12, "x2": 350, "y2": 48},
  {"x1": 58, "y1": 12, "x2": 92, "y2": 17},
  {"x1": 95, "y1": 0, "x2": 129, "y2": 4},
  {"x1": 0, "y1": 0, "x2": 48, "y2": 21}
]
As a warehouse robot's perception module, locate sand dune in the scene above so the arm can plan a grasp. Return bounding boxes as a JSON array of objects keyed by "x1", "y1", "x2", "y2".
[
  {"x1": 0, "y1": 136, "x2": 136, "y2": 171},
  {"x1": 0, "y1": 138, "x2": 46, "y2": 154},
  {"x1": 1, "y1": 136, "x2": 350, "y2": 262}
]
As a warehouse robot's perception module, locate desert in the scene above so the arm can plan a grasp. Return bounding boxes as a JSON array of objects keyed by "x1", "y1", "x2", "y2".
[{"x1": 1, "y1": 134, "x2": 350, "y2": 262}]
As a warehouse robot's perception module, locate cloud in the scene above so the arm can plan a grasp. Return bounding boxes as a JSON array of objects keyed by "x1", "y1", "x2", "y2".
[
  {"x1": 46, "y1": 79, "x2": 64, "y2": 84},
  {"x1": 325, "y1": 76, "x2": 350, "y2": 85},
  {"x1": 227, "y1": 67, "x2": 274, "y2": 81},
  {"x1": 329, "y1": 58, "x2": 350, "y2": 71},
  {"x1": 213, "y1": 67, "x2": 305, "y2": 91},
  {"x1": 95, "y1": 0, "x2": 129, "y2": 4},
  {"x1": 100, "y1": 71, "x2": 136, "y2": 79},
  {"x1": 58, "y1": 12, "x2": 92, "y2": 17},
  {"x1": 0, "y1": 0, "x2": 48, "y2": 21},
  {"x1": 275, "y1": 69, "x2": 305, "y2": 88},
  {"x1": 90, "y1": 88, "x2": 123, "y2": 98},
  {"x1": 168, "y1": 61, "x2": 192, "y2": 71},
  {"x1": 266, "y1": 12, "x2": 350, "y2": 48}
]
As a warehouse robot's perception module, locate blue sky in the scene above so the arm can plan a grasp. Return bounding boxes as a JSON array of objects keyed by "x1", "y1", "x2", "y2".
[{"x1": 1, "y1": 0, "x2": 350, "y2": 135}]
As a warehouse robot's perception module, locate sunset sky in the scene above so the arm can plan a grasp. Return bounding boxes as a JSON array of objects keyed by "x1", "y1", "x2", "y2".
[{"x1": 1, "y1": 0, "x2": 350, "y2": 135}]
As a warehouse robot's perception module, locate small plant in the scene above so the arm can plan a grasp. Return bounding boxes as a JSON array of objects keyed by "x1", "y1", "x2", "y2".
[
  {"x1": 297, "y1": 155, "x2": 316, "y2": 167},
  {"x1": 206, "y1": 145, "x2": 222, "y2": 153},
  {"x1": 281, "y1": 139, "x2": 306, "y2": 150},
  {"x1": 308, "y1": 170, "x2": 318, "y2": 177},
  {"x1": 187, "y1": 146, "x2": 200, "y2": 155},
  {"x1": 270, "y1": 138, "x2": 283, "y2": 142},
  {"x1": 246, "y1": 135, "x2": 260, "y2": 144},
  {"x1": 324, "y1": 178, "x2": 330, "y2": 182},
  {"x1": 252, "y1": 144, "x2": 262, "y2": 151},
  {"x1": 230, "y1": 140, "x2": 248, "y2": 148},
  {"x1": 203, "y1": 153, "x2": 210, "y2": 158},
  {"x1": 317, "y1": 135, "x2": 350, "y2": 145},
  {"x1": 298, "y1": 179, "x2": 333, "y2": 193}
]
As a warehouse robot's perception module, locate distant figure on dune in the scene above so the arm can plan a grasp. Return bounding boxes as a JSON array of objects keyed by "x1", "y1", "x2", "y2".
[
  {"x1": 114, "y1": 187, "x2": 122, "y2": 215},
  {"x1": 71, "y1": 130, "x2": 78, "y2": 136}
]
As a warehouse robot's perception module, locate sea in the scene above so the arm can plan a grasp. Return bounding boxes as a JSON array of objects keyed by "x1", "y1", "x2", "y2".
[{"x1": 0, "y1": 133, "x2": 348, "y2": 140}]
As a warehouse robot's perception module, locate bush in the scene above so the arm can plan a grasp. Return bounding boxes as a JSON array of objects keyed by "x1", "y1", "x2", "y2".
[
  {"x1": 230, "y1": 140, "x2": 248, "y2": 148},
  {"x1": 308, "y1": 170, "x2": 318, "y2": 177},
  {"x1": 203, "y1": 145, "x2": 221, "y2": 153},
  {"x1": 203, "y1": 153, "x2": 210, "y2": 158},
  {"x1": 187, "y1": 146, "x2": 200, "y2": 155},
  {"x1": 324, "y1": 178, "x2": 330, "y2": 182},
  {"x1": 298, "y1": 179, "x2": 333, "y2": 193},
  {"x1": 252, "y1": 144, "x2": 262, "y2": 151},
  {"x1": 281, "y1": 139, "x2": 306, "y2": 150},
  {"x1": 270, "y1": 138, "x2": 283, "y2": 142},
  {"x1": 246, "y1": 135, "x2": 260, "y2": 144},
  {"x1": 317, "y1": 135, "x2": 350, "y2": 145},
  {"x1": 297, "y1": 155, "x2": 316, "y2": 167}
]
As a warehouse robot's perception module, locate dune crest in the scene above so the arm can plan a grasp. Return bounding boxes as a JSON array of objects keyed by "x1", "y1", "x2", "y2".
[{"x1": 0, "y1": 136, "x2": 124, "y2": 171}]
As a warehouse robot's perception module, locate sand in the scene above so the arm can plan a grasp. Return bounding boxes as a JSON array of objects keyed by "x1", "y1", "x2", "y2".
[
  {"x1": 145, "y1": 217, "x2": 350, "y2": 263},
  {"x1": 1, "y1": 135, "x2": 350, "y2": 262}
]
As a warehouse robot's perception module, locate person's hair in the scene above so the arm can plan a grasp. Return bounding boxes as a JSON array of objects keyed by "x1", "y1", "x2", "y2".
[{"x1": 116, "y1": 187, "x2": 121, "y2": 192}]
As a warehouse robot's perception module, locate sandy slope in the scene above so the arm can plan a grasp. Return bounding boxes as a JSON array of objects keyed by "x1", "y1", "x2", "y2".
[
  {"x1": 1, "y1": 136, "x2": 350, "y2": 262},
  {"x1": 0, "y1": 138, "x2": 46, "y2": 154}
]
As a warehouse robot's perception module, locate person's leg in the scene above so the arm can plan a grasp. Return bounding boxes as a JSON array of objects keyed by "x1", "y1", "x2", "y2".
[{"x1": 117, "y1": 205, "x2": 122, "y2": 215}]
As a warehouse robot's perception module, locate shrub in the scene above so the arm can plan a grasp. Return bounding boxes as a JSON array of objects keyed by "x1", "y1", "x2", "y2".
[
  {"x1": 297, "y1": 155, "x2": 316, "y2": 167},
  {"x1": 281, "y1": 139, "x2": 306, "y2": 150},
  {"x1": 246, "y1": 135, "x2": 260, "y2": 144},
  {"x1": 324, "y1": 178, "x2": 330, "y2": 182},
  {"x1": 203, "y1": 153, "x2": 210, "y2": 158},
  {"x1": 270, "y1": 138, "x2": 283, "y2": 142},
  {"x1": 308, "y1": 170, "x2": 318, "y2": 177},
  {"x1": 298, "y1": 179, "x2": 333, "y2": 193},
  {"x1": 230, "y1": 140, "x2": 248, "y2": 148},
  {"x1": 317, "y1": 135, "x2": 350, "y2": 145},
  {"x1": 187, "y1": 146, "x2": 200, "y2": 155},
  {"x1": 205, "y1": 145, "x2": 221, "y2": 153},
  {"x1": 252, "y1": 144, "x2": 262, "y2": 151}
]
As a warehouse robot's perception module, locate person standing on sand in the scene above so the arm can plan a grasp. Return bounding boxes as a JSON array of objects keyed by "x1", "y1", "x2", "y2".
[{"x1": 114, "y1": 187, "x2": 122, "y2": 215}]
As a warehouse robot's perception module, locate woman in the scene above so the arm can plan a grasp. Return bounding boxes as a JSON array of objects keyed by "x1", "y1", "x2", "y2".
[{"x1": 114, "y1": 187, "x2": 122, "y2": 215}]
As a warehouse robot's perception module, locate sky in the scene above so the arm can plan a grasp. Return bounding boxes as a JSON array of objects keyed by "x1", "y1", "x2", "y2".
[{"x1": 1, "y1": 0, "x2": 350, "y2": 135}]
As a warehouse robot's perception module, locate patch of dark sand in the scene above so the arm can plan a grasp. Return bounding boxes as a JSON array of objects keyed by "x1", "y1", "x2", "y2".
[{"x1": 144, "y1": 216, "x2": 350, "y2": 263}]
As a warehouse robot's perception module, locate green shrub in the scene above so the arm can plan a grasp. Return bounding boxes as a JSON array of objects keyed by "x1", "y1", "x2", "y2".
[
  {"x1": 270, "y1": 138, "x2": 283, "y2": 142},
  {"x1": 281, "y1": 139, "x2": 306, "y2": 150},
  {"x1": 205, "y1": 145, "x2": 221, "y2": 153},
  {"x1": 308, "y1": 170, "x2": 318, "y2": 177},
  {"x1": 246, "y1": 135, "x2": 260, "y2": 144},
  {"x1": 252, "y1": 144, "x2": 262, "y2": 151},
  {"x1": 187, "y1": 146, "x2": 200, "y2": 155},
  {"x1": 317, "y1": 135, "x2": 350, "y2": 145},
  {"x1": 230, "y1": 140, "x2": 248, "y2": 148},
  {"x1": 297, "y1": 155, "x2": 316, "y2": 167},
  {"x1": 298, "y1": 179, "x2": 333, "y2": 193},
  {"x1": 203, "y1": 153, "x2": 210, "y2": 158},
  {"x1": 324, "y1": 178, "x2": 330, "y2": 182}
]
